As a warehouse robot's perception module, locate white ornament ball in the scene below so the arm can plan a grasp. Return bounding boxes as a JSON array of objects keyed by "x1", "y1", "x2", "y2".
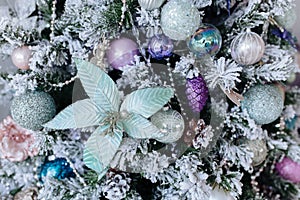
[
  {"x1": 209, "y1": 187, "x2": 234, "y2": 200},
  {"x1": 160, "y1": 0, "x2": 201, "y2": 40},
  {"x1": 138, "y1": 0, "x2": 165, "y2": 10},
  {"x1": 151, "y1": 109, "x2": 185, "y2": 143},
  {"x1": 230, "y1": 31, "x2": 265, "y2": 65},
  {"x1": 11, "y1": 46, "x2": 32, "y2": 70},
  {"x1": 246, "y1": 139, "x2": 268, "y2": 166}
]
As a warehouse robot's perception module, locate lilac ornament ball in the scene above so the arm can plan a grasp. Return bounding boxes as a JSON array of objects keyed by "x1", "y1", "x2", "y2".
[
  {"x1": 11, "y1": 46, "x2": 32, "y2": 70},
  {"x1": 276, "y1": 157, "x2": 300, "y2": 183},
  {"x1": 148, "y1": 34, "x2": 173, "y2": 59},
  {"x1": 106, "y1": 37, "x2": 140, "y2": 70}
]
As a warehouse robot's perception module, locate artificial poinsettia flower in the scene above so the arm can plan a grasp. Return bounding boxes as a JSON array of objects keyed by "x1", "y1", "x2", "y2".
[{"x1": 44, "y1": 59, "x2": 174, "y2": 179}]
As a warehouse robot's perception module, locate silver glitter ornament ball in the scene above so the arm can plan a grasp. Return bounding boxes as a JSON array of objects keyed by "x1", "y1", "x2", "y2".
[
  {"x1": 11, "y1": 91, "x2": 56, "y2": 131},
  {"x1": 241, "y1": 84, "x2": 284, "y2": 125},
  {"x1": 160, "y1": 0, "x2": 201, "y2": 40},
  {"x1": 246, "y1": 139, "x2": 268, "y2": 166},
  {"x1": 230, "y1": 31, "x2": 265, "y2": 65},
  {"x1": 138, "y1": 0, "x2": 165, "y2": 10},
  {"x1": 151, "y1": 109, "x2": 185, "y2": 143}
]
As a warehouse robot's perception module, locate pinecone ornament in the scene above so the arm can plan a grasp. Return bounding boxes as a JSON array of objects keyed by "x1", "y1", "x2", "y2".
[
  {"x1": 102, "y1": 171, "x2": 131, "y2": 200},
  {"x1": 186, "y1": 75, "x2": 209, "y2": 113}
]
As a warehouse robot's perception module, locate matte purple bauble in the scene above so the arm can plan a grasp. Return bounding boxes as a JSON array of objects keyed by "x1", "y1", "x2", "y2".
[
  {"x1": 11, "y1": 46, "x2": 32, "y2": 70},
  {"x1": 106, "y1": 37, "x2": 139, "y2": 70},
  {"x1": 276, "y1": 157, "x2": 300, "y2": 183},
  {"x1": 148, "y1": 34, "x2": 173, "y2": 59}
]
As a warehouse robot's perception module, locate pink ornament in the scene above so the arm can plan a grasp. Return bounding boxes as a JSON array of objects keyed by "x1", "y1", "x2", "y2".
[
  {"x1": 0, "y1": 116, "x2": 38, "y2": 162},
  {"x1": 276, "y1": 157, "x2": 300, "y2": 183},
  {"x1": 106, "y1": 37, "x2": 139, "y2": 70},
  {"x1": 11, "y1": 46, "x2": 32, "y2": 70}
]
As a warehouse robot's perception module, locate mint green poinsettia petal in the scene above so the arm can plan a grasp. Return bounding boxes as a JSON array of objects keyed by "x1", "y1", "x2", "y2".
[
  {"x1": 74, "y1": 59, "x2": 120, "y2": 112},
  {"x1": 44, "y1": 99, "x2": 106, "y2": 130},
  {"x1": 120, "y1": 87, "x2": 174, "y2": 119},
  {"x1": 121, "y1": 113, "x2": 163, "y2": 139},
  {"x1": 83, "y1": 124, "x2": 123, "y2": 178}
]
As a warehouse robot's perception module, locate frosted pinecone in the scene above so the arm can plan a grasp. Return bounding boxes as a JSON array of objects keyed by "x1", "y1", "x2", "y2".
[
  {"x1": 102, "y1": 172, "x2": 131, "y2": 200},
  {"x1": 192, "y1": 119, "x2": 214, "y2": 149},
  {"x1": 186, "y1": 75, "x2": 209, "y2": 112}
]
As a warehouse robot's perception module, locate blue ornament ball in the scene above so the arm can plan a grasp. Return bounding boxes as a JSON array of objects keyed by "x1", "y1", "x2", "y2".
[
  {"x1": 241, "y1": 84, "x2": 284, "y2": 125},
  {"x1": 148, "y1": 34, "x2": 173, "y2": 59},
  {"x1": 39, "y1": 157, "x2": 75, "y2": 182},
  {"x1": 11, "y1": 91, "x2": 56, "y2": 131},
  {"x1": 187, "y1": 24, "x2": 222, "y2": 58}
]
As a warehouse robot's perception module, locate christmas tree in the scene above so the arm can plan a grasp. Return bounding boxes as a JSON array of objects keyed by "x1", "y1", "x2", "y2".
[{"x1": 0, "y1": 0, "x2": 300, "y2": 199}]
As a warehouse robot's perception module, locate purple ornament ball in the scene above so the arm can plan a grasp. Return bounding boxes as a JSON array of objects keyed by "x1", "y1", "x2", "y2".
[
  {"x1": 186, "y1": 75, "x2": 209, "y2": 113},
  {"x1": 148, "y1": 34, "x2": 173, "y2": 59},
  {"x1": 276, "y1": 157, "x2": 300, "y2": 183},
  {"x1": 106, "y1": 37, "x2": 140, "y2": 70}
]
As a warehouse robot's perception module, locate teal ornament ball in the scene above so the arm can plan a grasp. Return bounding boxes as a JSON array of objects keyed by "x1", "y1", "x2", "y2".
[
  {"x1": 160, "y1": 0, "x2": 201, "y2": 40},
  {"x1": 151, "y1": 109, "x2": 185, "y2": 143},
  {"x1": 241, "y1": 84, "x2": 284, "y2": 125},
  {"x1": 187, "y1": 24, "x2": 222, "y2": 58},
  {"x1": 11, "y1": 91, "x2": 56, "y2": 130}
]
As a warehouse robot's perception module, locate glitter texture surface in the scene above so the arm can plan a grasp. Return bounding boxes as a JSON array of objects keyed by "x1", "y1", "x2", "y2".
[
  {"x1": 241, "y1": 84, "x2": 284, "y2": 125},
  {"x1": 187, "y1": 24, "x2": 222, "y2": 58},
  {"x1": 230, "y1": 31, "x2": 265, "y2": 65},
  {"x1": 160, "y1": 0, "x2": 201, "y2": 40},
  {"x1": 11, "y1": 91, "x2": 56, "y2": 131}
]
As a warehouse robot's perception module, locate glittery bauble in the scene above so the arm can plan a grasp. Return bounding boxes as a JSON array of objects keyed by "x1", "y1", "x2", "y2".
[
  {"x1": 276, "y1": 157, "x2": 300, "y2": 183},
  {"x1": 138, "y1": 0, "x2": 165, "y2": 10},
  {"x1": 275, "y1": 8, "x2": 297, "y2": 30},
  {"x1": 246, "y1": 139, "x2": 268, "y2": 166},
  {"x1": 11, "y1": 46, "x2": 32, "y2": 70},
  {"x1": 106, "y1": 37, "x2": 139, "y2": 70},
  {"x1": 187, "y1": 24, "x2": 222, "y2": 58},
  {"x1": 160, "y1": 0, "x2": 201, "y2": 40},
  {"x1": 151, "y1": 109, "x2": 185, "y2": 143},
  {"x1": 39, "y1": 157, "x2": 75, "y2": 182},
  {"x1": 148, "y1": 34, "x2": 173, "y2": 59},
  {"x1": 241, "y1": 84, "x2": 284, "y2": 125},
  {"x1": 11, "y1": 91, "x2": 56, "y2": 131},
  {"x1": 230, "y1": 31, "x2": 265, "y2": 65},
  {"x1": 186, "y1": 75, "x2": 209, "y2": 113},
  {"x1": 209, "y1": 187, "x2": 234, "y2": 200}
]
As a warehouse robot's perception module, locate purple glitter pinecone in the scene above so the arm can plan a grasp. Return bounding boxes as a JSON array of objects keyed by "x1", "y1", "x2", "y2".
[{"x1": 186, "y1": 75, "x2": 209, "y2": 112}]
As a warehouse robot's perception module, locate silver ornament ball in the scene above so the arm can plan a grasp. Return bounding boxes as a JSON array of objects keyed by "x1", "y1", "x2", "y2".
[
  {"x1": 151, "y1": 109, "x2": 185, "y2": 143},
  {"x1": 11, "y1": 46, "x2": 32, "y2": 70},
  {"x1": 138, "y1": 0, "x2": 165, "y2": 10},
  {"x1": 11, "y1": 91, "x2": 56, "y2": 131},
  {"x1": 230, "y1": 31, "x2": 265, "y2": 65},
  {"x1": 246, "y1": 139, "x2": 268, "y2": 166},
  {"x1": 241, "y1": 84, "x2": 284, "y2": 125},
  {"x1": 160, "y1": 0, "x2": 201, "y2": 40}
]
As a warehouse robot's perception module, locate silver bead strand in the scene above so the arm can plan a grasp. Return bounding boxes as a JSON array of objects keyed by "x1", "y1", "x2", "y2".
[
  {"x1": 166, "y1": 58, "x2": 188, "y2": 120},
  {"x1": 50, "y1": 0, "x2": 57, "y2": 44}
]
